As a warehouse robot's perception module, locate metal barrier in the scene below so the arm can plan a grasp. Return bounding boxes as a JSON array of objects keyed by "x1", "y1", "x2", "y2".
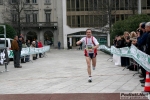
[{"x1": 99, "y1": 45, "x2": 150, "y2": 72}]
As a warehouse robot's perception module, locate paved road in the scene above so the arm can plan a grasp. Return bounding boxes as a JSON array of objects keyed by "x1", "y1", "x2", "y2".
[{"x1": 0, "y1": 49, "x2": 143, "y2": 94}]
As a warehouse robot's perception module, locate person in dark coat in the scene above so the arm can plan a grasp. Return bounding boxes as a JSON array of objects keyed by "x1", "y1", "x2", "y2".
[
  {"x1": 137, "y1": 23, "x2": 148, "y2": 85},
  {"x1": 58, "y1": 41, "x2": 61, "y2": 49},
  {"x1": 18, "y1": 35, "x2": 23, "y2": 63},
  {"x1": 68, "y1": 41, "x2": 70, "y2": 49},
  {"x1": 11, "y1": 35, "x2": 22, "y2": 68}
]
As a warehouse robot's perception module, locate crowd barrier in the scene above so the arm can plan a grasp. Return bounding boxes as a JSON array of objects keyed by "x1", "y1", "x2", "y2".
[
  {"x1": 7, "y1": 46, "x2": 50, "y2": 58},
  {"x1": 99, "y1": 45, "x2": 150, "y2": 72}
]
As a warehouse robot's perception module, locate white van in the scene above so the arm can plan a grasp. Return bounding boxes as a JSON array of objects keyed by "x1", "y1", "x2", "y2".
[{"x1": 0, "y1": 38, "x2": 13, "y2": 50}]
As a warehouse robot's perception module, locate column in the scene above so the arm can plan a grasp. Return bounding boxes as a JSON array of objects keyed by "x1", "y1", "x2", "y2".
[
  {"x1": 63, "y1": 34, "x2": 67, "y2": 49},
  {"x1": 39, "y1": 30, "x2": 44, "y2": 45},
  {"x1": 69, "y1": 37, "x2": 72, "y2": 46},
  {"x1": 107, "y1": 32, "x2": 110, "y2": 47},
  {"x1": 53, "y1": 30, "x2": 58, "y2": 48},
  {"x1": 138, "y1": 0, "x2": 141, "y2": 14}
]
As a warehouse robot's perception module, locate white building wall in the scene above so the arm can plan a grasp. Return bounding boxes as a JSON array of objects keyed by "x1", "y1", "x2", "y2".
[{"x1": 62, "y1": 0, "x2": 106, "y2": 48}]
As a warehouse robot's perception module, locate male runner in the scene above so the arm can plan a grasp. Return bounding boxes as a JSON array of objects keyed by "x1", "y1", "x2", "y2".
[{"x1": 76, "y1": 29, "x2": 99, "y2": 82}]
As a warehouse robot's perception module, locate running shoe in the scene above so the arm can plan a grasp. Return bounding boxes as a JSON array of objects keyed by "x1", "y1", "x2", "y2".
[{"x1": 88, "y1": 77, "x2": 92, "y2": 83}]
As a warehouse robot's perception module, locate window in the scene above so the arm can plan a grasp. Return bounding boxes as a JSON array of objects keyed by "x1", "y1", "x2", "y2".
[
  {"x1": 0, "y1": 40, "x2": 8, "y2": 47},
  {"x1": 12, "y1": 14, "x2": 17, "y2": 22},
  {"x1": 80, "y1": 0, "x2": 84, "y2": 11},
  {"x1": 45, "y1": 0, "x2": 50, "y2": 4},
  {"x1": 93, "y1": 0, "x2": 98, "y2": 10},
  {"x1": 85, "y1": 0, "x2": 89, "y2": 11},
  {"x1": 45, "y1": 13, "x2": 51, "y2": 22},
  {"x1": 0, "y1": 0, "x2": 3, "y2": 4},
  {"x1": 67, "y1": 16, "x2": 71, "y2": 26},
  {"x1": 26, "y1": 14, "x2": 30, "y2": 22},
  {"x1": 71, "y1": 0, "x2": 75, "y2": 11},
  {"x1": 147, "y1": 0, "x2": 150, "y2": 9},
  {"x1": 32, "y1": 0, "x2": 37, "y2": 3},
  {"x1": 76, "y1": 0, "x2": 79, "y2": 11},
  {"x1": 33, "y1": 14, "x2": 37, "y2": 22},
  {"x1": 26, "y1": 0, "x2": 30, "y2": 3},
  {"x1": 67, "y1": 0, "x2": 70, "y2": 11},
  {"x1": 12, "y1": 0, "x2": 17, "y2": 3}
]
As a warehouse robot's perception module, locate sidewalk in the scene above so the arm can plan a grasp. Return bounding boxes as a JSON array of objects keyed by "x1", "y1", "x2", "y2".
[{"x1": 0, "y1": 49, "x2": 143, "y2": 94}]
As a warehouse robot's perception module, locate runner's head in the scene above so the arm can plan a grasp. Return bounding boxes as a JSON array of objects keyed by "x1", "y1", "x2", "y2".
[{"x1": 86, "y1": 29, "x2": 92, "y2": 38}]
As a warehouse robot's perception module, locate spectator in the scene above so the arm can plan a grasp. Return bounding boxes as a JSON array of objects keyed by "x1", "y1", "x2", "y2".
[
  {"x1": 128, "y1": 35, "x2": 138, "y2": 71},
  {"x1": 130, "y1": 31, "x2": 137, "y2": 38},
  {"x1": 38, "y1": 40, "x2": 43, "y2": 58},
  {"x1": 146, "y1": 22, "x2": 150, "y2": 55},
  {"x1": 31, "y1": 41, "x2": 36, "y2": 60},
  {"x1": 25, "y1": 40, "x2": 30, "y2": 62},
  {"x1": 21, "y1": 41, "x2": 27, "y2": 63},
  {"x1": 11, "y1": 35, "x2": 22, "y2": 68},
  {"x1": 116, "y1": 35, "x2": 124, "y2": 48},
  {"x1": 18, "y1": 35, "x2": 23, "y2": 63},
  {"x1": 68, "y1": 41, "x2": 70, "y2": 50},
  {"x1": 137, "y1": 22, "x2": 149, "y2": 85},
  {"x1": 113, "y1": 35, "x2": 123, "y2": 66},
  {"x1": 121, "y1": 31, "x2": 131, "y2": 67},
  {"x1": 58, "y1": 41, "x2": 61, "y2": 50},
  {"x1": 34, "y1": 39, "x2": 38, "y2": 59}
]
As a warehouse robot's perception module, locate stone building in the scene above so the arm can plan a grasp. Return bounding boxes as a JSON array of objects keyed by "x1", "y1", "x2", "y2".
[{"x1": 0, "y1": 0, "x2": 150, "y2": 48}]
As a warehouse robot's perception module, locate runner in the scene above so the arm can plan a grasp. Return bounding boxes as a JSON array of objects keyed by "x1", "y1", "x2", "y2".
[{"x1": 76, "y1": 29, "x2": 99, "y2": 83}]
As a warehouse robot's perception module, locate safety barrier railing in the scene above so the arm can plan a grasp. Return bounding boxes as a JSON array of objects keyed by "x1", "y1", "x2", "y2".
[
  {"x1": 8, "y1": 46, "x2": 50, "y2": 58},
  {"x1": 99, "y1": 45, "x2": 150, "y2": 72}
]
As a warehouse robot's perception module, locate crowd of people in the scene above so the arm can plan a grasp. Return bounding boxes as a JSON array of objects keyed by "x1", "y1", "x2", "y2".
[
  {"x1": 11, "y1": 34, "x2": 44, "y2": 68},
  {"x1": 113, "y1": 22, "x2": 150, "y2": 87}
]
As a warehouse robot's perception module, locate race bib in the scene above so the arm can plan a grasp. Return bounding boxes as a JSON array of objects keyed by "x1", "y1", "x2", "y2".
[{"x1": 86, "y1": 45, "x2": 93, "y2": 53}]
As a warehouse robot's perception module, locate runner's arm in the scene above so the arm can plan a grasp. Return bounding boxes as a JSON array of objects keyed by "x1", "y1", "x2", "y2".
[
  {"x1": 76, "y1": 38, "x2": 84, "y2": 45},
  {"x1": 93, "y1": 37, "x2": 99, "y2": 49},
  {"x1": 76, "y1": 41, "x2": 82, "y2": 45},
  {"x1": 93, "y1": 44, "x2": 99, "y2": 49}
]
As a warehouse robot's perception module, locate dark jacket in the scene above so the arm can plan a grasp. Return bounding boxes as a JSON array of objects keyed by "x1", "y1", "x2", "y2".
[
  {"x1": 137, "y1": 32, "x2": 149, "y2": 52},
  {"x1": 146, "y1": 32, "x2": 150, "y2": 55},
  {"x1": 18, "y1": 40, "x2": 22, "y2": 51},
  {"x1": 35, "y1": 41, "x2": 38, "y2": 48},
  {"x1": 11, "y1": 39, "x2": 19, "y2": 51},
  {"x1": 116, "y1": 40, "x2": 124, "y2": 48},
  {"x1": 26, "y1": 42, "x2": 30, "y2": 47},
  {"x1": 122, "y1": 38, "x2": 131, "y2": 47}
]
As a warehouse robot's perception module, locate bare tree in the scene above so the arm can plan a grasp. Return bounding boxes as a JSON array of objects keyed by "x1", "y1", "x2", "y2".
[
  {"x1": 130, "y1": 0, "x2": 138, "y2": 15},
  {"x1": 89, "y1": 0, "x2": 116, "y2": 30},
  {"x1": 2, "y1": 0, "x2": 27, "y2": 35}
]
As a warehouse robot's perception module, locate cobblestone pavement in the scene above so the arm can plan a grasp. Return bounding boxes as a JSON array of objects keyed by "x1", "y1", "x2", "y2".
[{"x1": 0, "y1": 49, "x2": 143, "y2": 94}]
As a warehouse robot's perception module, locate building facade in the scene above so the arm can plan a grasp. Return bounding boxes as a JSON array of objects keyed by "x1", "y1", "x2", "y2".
[
  {"x1": 0, "y1": 0, "x2": 150, "y2": 48},
  {"x1": 0, "y1": 0, "x2": 63, "y2": 48},
  {"x1": 64, "y1": 0, "x2": 150, "y2": 48}
]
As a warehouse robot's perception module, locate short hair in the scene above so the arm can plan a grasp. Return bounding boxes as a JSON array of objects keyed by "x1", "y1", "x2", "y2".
[
  {"x1": 124, "y1": 31, "x2": 129, "y2": 35},
  {"x1": 14, "y1": 35, "x2": 18, "y2": 38},
  {"x1": 141, "y1": 23, "x2": 146, "y2": 29},
  {"x1": 145, "y1": 22, "x2": 150, "y2": 27},
  {"x1": 86, "y1": 29, "x2": 92, "y2": 33}
]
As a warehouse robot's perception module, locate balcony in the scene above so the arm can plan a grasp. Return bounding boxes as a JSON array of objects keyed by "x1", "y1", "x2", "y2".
[{"x1": 11, "y1": 22, "x2": 58, "y2": 28}]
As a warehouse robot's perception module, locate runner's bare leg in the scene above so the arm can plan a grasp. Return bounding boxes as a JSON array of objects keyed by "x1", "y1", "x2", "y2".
[
  {"x1": 86, "y1": 57, "x2": 91, "y2": 76},
  {"x1": 92, "y1": 57, "x2": 96, "y2": 68}
]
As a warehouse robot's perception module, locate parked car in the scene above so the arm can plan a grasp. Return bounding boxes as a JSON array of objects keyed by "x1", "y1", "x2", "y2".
[{"x1": 0, "y1": 38, "x2": 13, "y2": 50}]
